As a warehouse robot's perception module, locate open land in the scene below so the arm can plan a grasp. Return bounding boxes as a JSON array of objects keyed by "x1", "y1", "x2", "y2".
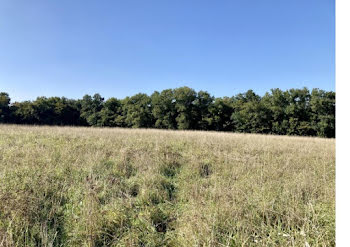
[{"x1": 0, "y1": 125, "x2": 335, "y2": 246}]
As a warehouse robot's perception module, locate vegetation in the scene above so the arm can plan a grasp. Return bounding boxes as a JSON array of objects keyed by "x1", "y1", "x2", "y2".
[
  {"x1": 0, "y1": 87, "x2": 335, "y2": 137},
  {"x1": 0, "y1": 125, "x2": 335, "y2": 246}
]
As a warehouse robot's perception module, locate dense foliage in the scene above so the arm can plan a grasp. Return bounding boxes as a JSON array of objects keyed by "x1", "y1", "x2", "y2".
[{"x1": 0, "y1": 87, "x2": 335, "y2": 137}]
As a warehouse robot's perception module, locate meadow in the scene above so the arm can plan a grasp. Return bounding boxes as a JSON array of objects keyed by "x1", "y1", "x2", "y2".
[{"x1": 0, "y1": 125, "x2": 335, "y2": 246}]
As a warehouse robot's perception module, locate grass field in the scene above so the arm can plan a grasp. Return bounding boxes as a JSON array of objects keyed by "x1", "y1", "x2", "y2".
[{"x1": 0, "y1": 125, "x2": 335, "y2": 246}]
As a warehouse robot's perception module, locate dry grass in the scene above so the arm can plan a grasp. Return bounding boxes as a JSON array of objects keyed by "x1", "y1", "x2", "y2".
[{"x1": 0, "y1": 125, "x2": 335, "y2": 246}]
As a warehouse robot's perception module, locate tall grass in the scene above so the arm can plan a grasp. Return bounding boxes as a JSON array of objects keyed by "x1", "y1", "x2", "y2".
[{"x1": 0, "y1": 125, "x2": 335, "y2": 246}]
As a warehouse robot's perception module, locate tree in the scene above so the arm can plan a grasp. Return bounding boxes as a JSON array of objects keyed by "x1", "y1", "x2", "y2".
[
  {"x1": 123, "y1": 93, "x2": 153, "y2": 128},
  {"x1": 231, "y1": 90, "x2": 271, "y2": 133},
  {"x1": 32, "y1": 97, "x2": 58, "y2": 125},
  {"x1": 262, "y1": 89, "x2": 289, "y2": 135},
  {"x1": 285, "y1": 88, "x2": 314, "y2": 136},
  {"x1": 0, "y1": 88, "x2": 335, "y2": 137},
  {"x1": 80, "y1": 94, "x2": 104, "y2": 126},
  {"x1": 193, "y1": 90, "x2": 214, "y2": 130},
  {"x1": 207, "y1": 97, "x2": 234, "y2": 131},
  {"x1": 173, "y1": 87, "x2": 197, "y2": 130},
  {"x1": 0, "y1": 92, "x2": 11, "y2": 123},
  {"x1": 54, "y1": 97, "x2": 82, "y2": 125},
  {"x1": 11, "y1": 101, "x2": 37, "y2": 124},
  {"x1": 100, "y1": 97, "x2": 123, "y2": 127},
  {"x1": 310, "y1": 89, "x2": 335, "y2": 137},
  {"x1": 151, "y1": 89, "x2": 177, "y2": 129}
]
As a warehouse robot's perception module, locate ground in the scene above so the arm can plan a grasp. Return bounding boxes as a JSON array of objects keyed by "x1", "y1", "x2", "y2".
[{"x1": 0, "y1": 125, "x2": 335, "y2": 246}]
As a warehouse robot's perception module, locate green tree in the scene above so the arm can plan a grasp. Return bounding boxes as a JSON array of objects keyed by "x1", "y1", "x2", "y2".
[
  {"x1": 32, "y1": 97, "x2": 58, "y2": 124},
  {"x1": 54, "y1": 97, "x2": 82, "y2": 125},
  {"x1": 207, "y1": 97, "x2": 234, "y2": 131},
  {"x1": 310, "y1": 89, "x2": 335, "y2": 137},
  {"x1": 151, "y1": 89, "x2": 177, "y2": 129},
  {"x1": 80, "y1": 94, "x2": 104, "y2": 126},
  {"x1": 173, "y1": 87, "x2": 197, "y2": 130},
  {"x1": 11, "y1": 101, "x2": 37, "y2": 124},
  {"x1": 0, "y1": 88, "x2": 335, "y2": 137},
  {"x1": 0, "y1": 92, "x2": 11, "y2": 123},
  {"x1": 100, "y1": 97, "x2": 123, "y2": 127},
  {"x1": 231, "y1": 90, "x2": 271, "y2": 133},
  {"x1": 123, "y1": 93, "x2": 153, "y2": 128},
  {"x1": 285, "y1": 88, "x2": 314, "y2": 136},
  {"x1": 262, "y1": 89, "x2": 289, "y2": 135},
  {"x1": 193, "y1": 90, "x2": 214, "y2": 130}
]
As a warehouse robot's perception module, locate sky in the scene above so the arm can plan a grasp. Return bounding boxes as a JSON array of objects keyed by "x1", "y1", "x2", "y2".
[{"x1": 0, "y1": 0, "x2": 335, "y2": 102}]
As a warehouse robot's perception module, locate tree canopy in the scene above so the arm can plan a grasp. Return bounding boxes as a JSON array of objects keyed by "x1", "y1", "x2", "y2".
[{"x1": 0, "y1": 87, "x2": 335, "y2": 137}]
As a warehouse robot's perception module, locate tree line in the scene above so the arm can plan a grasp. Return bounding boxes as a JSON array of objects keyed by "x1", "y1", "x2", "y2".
[{"x1": 0, "y1": 87, "x2": 335, "y2": 137}]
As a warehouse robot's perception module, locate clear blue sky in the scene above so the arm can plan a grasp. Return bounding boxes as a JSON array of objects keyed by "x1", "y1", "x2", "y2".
[{"x1": 0, "y1": 0, "x2": 335, "y2": 102}]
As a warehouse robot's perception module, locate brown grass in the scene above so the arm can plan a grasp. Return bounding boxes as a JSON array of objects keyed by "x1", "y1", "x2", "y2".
[{"x1": 0, "y1": 125, "x2": 335, "y2": 246}]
